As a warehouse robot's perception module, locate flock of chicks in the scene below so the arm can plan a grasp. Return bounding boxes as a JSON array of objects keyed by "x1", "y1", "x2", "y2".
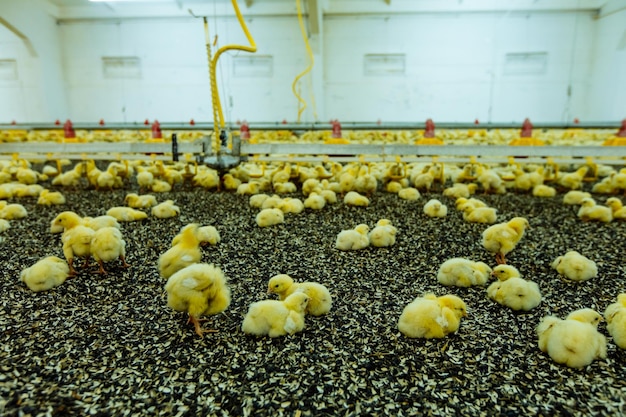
[{"x1": 4, "y1": 152, "x2": 626, "y2": 370}]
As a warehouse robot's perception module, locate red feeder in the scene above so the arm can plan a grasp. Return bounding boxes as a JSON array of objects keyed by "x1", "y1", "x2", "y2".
[
  {"x1": 144, "y1": 119, "x2": 150, "y2": 126},
  {"x1": 55, "y1": 119, "x2": 61, "y2": 126},
  {"x1": 520, "y1": 118, "x2": 533, "y2": 138},
  {"x1": 151, "y1": 120, "x2": 162, "y2": 139},
  {"x1": 424, "y1": 118, "x2": 435, "y2": 138},
  {"x1": 573, "y1": 118, "x2": 580, "y2": 124},
  {"x1": 617, "y1": 119, "x2": 626, "y2": 138},
  {"x1": 331, "y1": 119, "x2": 342, "y2": 138},
  {"x1": 189, "y1": 119, "x2": 195, "y2": 126},
  {"x1": 64, "y1": 120, "x2": 76, "y2": 138},
  {"x1": 240, "y1": 121, "x2": 250, "y2": 140},
  {"x1": 474, "y1": 119, "x2": 480, "y2": 125},
  {"x1": 282, "y1": 119, "x2": 288, "y2": 125},
  {"x1": 99, "y1": 119, "x2": 105, "y2": 126},
  {"x1": 11, "y1": 120, "x2": 16, "y2": 125}
]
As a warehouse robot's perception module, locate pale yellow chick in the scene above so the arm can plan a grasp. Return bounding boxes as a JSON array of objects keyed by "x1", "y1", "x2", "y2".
[
  {"x1": 368, "y1": 219, "x2": 397, "y2": 248},
  {"x1": 106, "y1": 207, "x2": 148, "y2": 222},
  {"x1": 398, "y1": 293, "x2": 467, "y2": 338},
  {"x1": 605, "y1": 197, "x2": 626, "y2": 220},
  {"x1": 423, "y1": 199, "x2": 448, "y2": 218},
  {"x1": 158, "y1": 224, "x2": 202, "y2": 279},
  {"x1": 558, "y1": 166, "x2": 588, "y2": 190},
  {"x1": 125, "y1": 193, "x2": 158, "y2": 209},
  {"x1": 437, "y1": 258, "x2": 492, "y2": 287},
  {"x1": 537, "y1": 308, "x2": 606, "y2": 368},
  {"x1": 551, "y1": 250, "x2": 597, "y2": 282},
  {"x1": 532, "y1": 184, "x2": 556, "y2": 198},
  {"x1": 172, "y1": 224, "x2": 220, "y2": 246},
  {"x1": 165, "y1": 263, "x2": 231, "y2": 337},
  {"x1": 604, "y1": 294, "x2": 626, "y2": 349},
  {"x1": 462, "y1": 205, "x2": 497, "y2": 224},
  {"x1": 562, "y1": 190, "x2": 591, "y2": 205},
  {"x1": 487, "y1": 265, "x2": 542, "y2": 311},
  {"x1": 343, "y1": 191, "x2": 370, "y2": 207},
  {"x1": 443, "y1": 183, "x2": 477, "y2": 199},
  {"x1": 37, "y1": 189, "x2": 66, "y2": 206},
  {"x1": 151, "y1": 200, "x2": 180, "y2": 219},
  {"x1": 267, "y1": 274, "x2": 332, "y2": 316},
  {"x1": 397, "y1": 187, "x2": 420, "y2": 201},
  {"x1": 481, "y1": 217, "x2": 530, "y2": 264},
  {"x1": 90, "y1": 226, "x2": 129, "y2": 274},
  {"x1": 0, "y1": 202, "x2": 27, "y2": 220},
  {"x1": 62, "y1": 225, "x2": 96, "y2": 276},
  {"x1": 249, "y1": 194, "x2": 270, "y2": 209},
  {"x1": 335, "y1": 224, "x2": 370, "y2": 250},
  {"x1": 256, "y1": 208, "x2": 285, "y2": 227},
  {"x1": 577, "y1": 198, "x2": 612, "y2": 223},
  {"x1": 241, "y1": 292, "x2": 310, "y2": 337},
  {"x1": 278, "y1": 198, "x2": 304, "y2": 214},
  {"x1": 304, "y1": 192, "x2": 326, "y2": 210},
  {"x1": 20, "y1": 256, "x2": 70, "y2": 292}
]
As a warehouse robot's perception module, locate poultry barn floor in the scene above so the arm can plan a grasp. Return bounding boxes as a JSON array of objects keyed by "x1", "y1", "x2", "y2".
[{"x1": 1, "y1": 181, "x2": 626, "y2": 416}]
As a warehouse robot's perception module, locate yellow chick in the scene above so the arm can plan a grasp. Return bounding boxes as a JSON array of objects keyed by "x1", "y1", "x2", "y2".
[
  {"x1": 537, "y1": 308, "x2": 606, "y2": 368},
  {"x1": 273, "y1": 182, "x2": 297, "y2": 194},
  {"x1": 443, "y1": 183, "x2": 477, "y2": 199},
  {"x1": 487, "y1": 265, "x2": 542, "y2": 311},
  {"x1": 476, "y1": 166, "x2": 506, "y2": 194},
  {"x1": 106, "y1": 207, "x2": 148, "y2": 222},
  {"x1": 135, "y1": 167, "x2": 154, "y2": 192},
  {"x1": 562, "y1": 190, "x2": 591, "y2": 205},
  {"x1": 532, "y1": 184, "x2": 556, "y2": 198},
  {"x1": 37, "y1": 189, "x2": 66, "y2": 206},
  {"x1": 577, "y1": 198, "x2": 612, "y2": 223},
  {"x1": 151, "y1": 179, "x2": 172, "y2": 193},
  {"x1": 222, "y1": 173, "x2": 242, "y2": 191},
  {"x1": 249, "y1": 194, "x2": 270, "y2": 209},
  {"x1": 158, "y1": 224, "x2": 202, "y2": 279},
  {"x1": 193, "y1": 169, "x2": 220, "y2": 190},
  {"x1": 605, "y1": 197, "x2": 626, "y2": 220},
  {"x1": 558, "y1": 166, "x2": 588, "y2": 190},
  {"x1": 82, "y1": 215, "x2": 121, "y2": 231},
  {"x1": 278, "y1": 198, "x2": 305, "y2": 214},
  {"x1": 90, "y1": 226, "x2": 129, "y2": 275},
  {"x1": 151, "y1": 200, "x2": 180, "y2": 219},
  {"x1": 304, "y1": 192, "x2": 326, "y2": 210},
  {"x1": 236, "y1": 182, "x2": 262, "y2": 195},
  {"x1": 260, "y1": 194, "x2": 283, "y2": 209},
  {"x1": 343, "y1": 191, "x2": 370, "y2": 207},
  {"x1": 604, "y1": 294, "x2": 626, "y2": 349},
  {"x1": 437, "y1": 258, "x2": 492, "y2": 287},
  {"x1": 319, "y1": 189, "x2": 337, "y2": 204},
  {"x1": 335, "y1": 224, "x2": 370, "y2": 250},
  {"x1": 0, "y1": 202, "x2": 27, "y2": 220},
  {"x1": 482, "y1": 217, "x2": 530, "y2": 264},
  {"x1": 267, "y1": 274, "x2": 332, "y2": 316},
  {"x1": 301, "y1": 178, "x2": 321, "y2": 197},
  {"x1": 172, "y1": 224, "x2": 220, "y2": 246},
  {"x1": 0, "y1": 219, "x2": 9, "y2": 233},
  {"x1": 255, "y1": 208, "x2": 284, "y2": 227},
  {"x1": 241, "y1": 292, "x2": 310, "y2": 337},
  {"x1": 397, "y1": 293, "x2": 467, "y2": 338},
  {"x1": 551, "y1": 250, "x2": 598, "y2": 282},
  {"x1": 62, "y1": 225, "x2": 96, "y2": 276},
  {"x1": 462, "y1": 205, "x2": 497, "y2": 224},
  {"x1": 423, "y1": 199, "x2": 448, "y2": 218},
  {"x1": 354, "y1": 165, "x2": 378, "y2": 195},
  {"x1": 20, "y1": 256, "x2": 70, "y2": 292},
  {"x1": 397, "y1": 187, "x2": 420, "y2": 201},
  {"x1": 455, "y1": 197, "x2": 487, "y2": 211},
  {"x1": 124, "y1": 193, "x2": 158, "y2": 209},
  {"x1": 165, "y1": 263, "x2": 231, "y2": 337},
  {"x1": 50, "y1": 211, "x2": 83, "y2": 234},
  {"x1": 368, "y1": 219, "x2": 397, "y2": 248}
]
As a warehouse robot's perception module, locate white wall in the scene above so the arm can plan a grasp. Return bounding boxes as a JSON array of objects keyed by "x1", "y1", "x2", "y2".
[
  {"x1": 0, "y1": 0, "x2": 67, "y2": 122},
  {"x1": 587, "y1": 4, "x2": 626, "y2": 121}
]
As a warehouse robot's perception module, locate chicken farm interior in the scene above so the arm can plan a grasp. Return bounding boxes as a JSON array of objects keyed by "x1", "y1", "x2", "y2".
[{"x1": 2, "y1": 0, "x2": 626, "y2": 415}]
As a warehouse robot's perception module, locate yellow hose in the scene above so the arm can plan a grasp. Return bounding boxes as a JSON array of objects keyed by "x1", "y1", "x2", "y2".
[
  {"x1": 210, "y1": 0, "x2": 257, "y2": 136},
  {"x1": 292, "y1": 0, "x2": 315, "y2": 123}
]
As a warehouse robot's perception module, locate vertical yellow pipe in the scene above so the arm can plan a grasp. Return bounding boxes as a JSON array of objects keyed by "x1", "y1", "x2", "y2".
[{"x1": 292, "y1": 0, "x2": 315, "y2": 123}]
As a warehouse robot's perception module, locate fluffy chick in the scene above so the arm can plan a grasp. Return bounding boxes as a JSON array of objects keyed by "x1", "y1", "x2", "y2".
[
  {"x1": 423, "y1": 199, "x2": 448, "y2": 218},
  {"x1": 343, "y1": 191, "x2": 370, "y2": 207},
  {"x1": 437, "y1": 258, "x2": 492, "y2": 287},
  {"x1": 256, "y1": 208, "x2": 285, "y2": 227},
  {"x1": 90, "y1": 226, "x2": 129, "y2": 274},
  {"x1": 487, "y1": 265, "x2": 542, "y2": 311},
  {"x1": 106, "y1": 207, "x2": 148, "y2": 222},
  {"x1": 397, "y1": 187, "x2": 420, "y2": 201},
  {"x1": 537, "y1": 308, "x2": 606, "y2": 368},
  {"x1": 482, "y1": 217, "x2": 530, "y2": 264},
  {"x1": 562, "y1": 190, "x2": 591, "y2": 205},
  {"x1": 37, "y1": 189, "x2": 66, "y2": 206},
  {"x1": 0, "y1": 202, "x2": 27, "y2": 220},
  {"x1": 335, "y1": 224, "x2": 370, "y2": 250},
  {"x1": 551, "y1": 251, "x2": 598, "y2": 282},
  {"x1": 398, "y1": 293, "x2": 467, "y2": 338},
  {"x1": 20, "y1": 256, "x2": 70, "y2": 292},
  {"x1": 577, "y1": 198, "x2": 613, "y2": 223},
  {"x1": 462, "y1": 205, "x2": 497, "y2": 224},
  {"x1": 368, "y1": 219, "x2": 397, "y2": 248},
  {"x1": 151, "y1": 200, "x2": 180, "y2": 219},
  {"x1": 158, "y1": 224, "x2": 201, "y2": 279},
  {"x1": 267, "y1": 274, "x2": 332, "y2": 316},
  {"x1": 604, "y1": 294, "x2": 626, "y2": 349},
  {"x1": 125, "y1": 193, "x2": 158, "y2": 209},
  {"x1": 62, "y1": 225, "x2": 96, "y2": 276},
  {"x1": 304, "y1": 192, "x2": 326, "y2": 210},
  {"x1": 165, "y1": 263, "x2": 231, "y2": 337},
  {"x1": 605, "y1": 197, "x2": 626, "y2": 220},
  {"x1": 241, "y1": 292, "x2": 310, "y2": 337}
]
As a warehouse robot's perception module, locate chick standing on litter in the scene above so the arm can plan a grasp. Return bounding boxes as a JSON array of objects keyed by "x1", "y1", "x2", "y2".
[
  {"x1": 536, "y1": 308, "x2": 607, "y2": 368},
  {"x1": 397, "y1": 293, "x2": 467, "y2": 339},
  {"x1": 20, "y1": 256, "x2": 70, "y2": 292},
  {"x1": 267, "y1": 274, "x2": 332, "y2": 316},
  {"x1": 551, "y1": 251, "x2": 598, "y2": 282},
  {"x1": 90, "y1": 226, "x2": 129, "y2": 274},
  {"x1": 158, "y1": 224, "x2": 201, "y2": 279},
  {"x1": 482, "y1": 217, "x2": 529, "y2": 264},
  {"x1": 241, "y1": 292, "x2": 310, "y2": 337},
  {"x1": 487, "y1": 265, "x2": 542, "y2": 311},
  {"x1": 368, "y1": 219, "x2": 397, "y2": 248},
  {"x1": 437, "y1": 258, "x2": 492, "y2": 287},
  {"x1": 604, "y1": 294, "x2": 626, "y2": 349},
  {"x1": 165, "y1": 263, "x2": 231, "y2": 337},
  {"x1": 51, "y1": 211, "x2": 96, "y2": 276}
]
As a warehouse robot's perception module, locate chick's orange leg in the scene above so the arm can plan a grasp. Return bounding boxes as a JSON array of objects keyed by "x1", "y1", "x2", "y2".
[
  {"x1": 496, "y1": 253, "x2": 507, "y2": 265},
  {"x1": 188, "y1": 315, "x2": 218, "y2": 338},
  {"x1": 97, "y1": 260, "x2": 107, "y2": 275},
  {"x1": 67, "y1": 258, "x2": 77, "y2": 277},
  {"x1": 119, "y1": 255, "x2": 130, "y2": 268}
]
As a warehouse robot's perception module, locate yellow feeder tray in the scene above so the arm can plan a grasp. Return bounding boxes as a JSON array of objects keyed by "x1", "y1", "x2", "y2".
[
  {"x1": 324, "y1": 137, "x2": 350, "y2": 145},
  {"x1": 388, "y1": 157, "x2": 407, "y2": 181},
  {"x1": 602, "y1": 136, "x2": 626, "y2": 146},
  {"x1": 414, "y1": 137, "x2": 444, "y2": 145},
  {"x1": 509, "y1": 137, "x2": 545, "y2": 146}
]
